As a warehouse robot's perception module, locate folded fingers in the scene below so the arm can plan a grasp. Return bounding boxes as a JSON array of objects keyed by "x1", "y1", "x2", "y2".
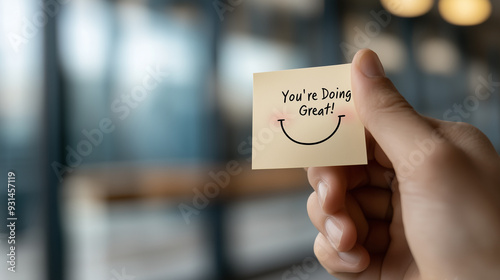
[
  {"x1": 307, "y1": 192, "x2": 359, "y2": 252},
  {"x1": 314, "y1": 233, "x2": 370, "y2": 274}
]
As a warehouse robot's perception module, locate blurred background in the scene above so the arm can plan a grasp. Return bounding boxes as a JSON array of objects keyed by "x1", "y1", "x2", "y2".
[{"x1": 0, "y1": 0, "x2": 499, "y2": 279}]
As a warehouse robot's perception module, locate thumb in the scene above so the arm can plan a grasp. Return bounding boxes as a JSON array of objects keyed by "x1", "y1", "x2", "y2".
[{"x1": 351, "y1": 49, "x2": 435, "y2": 169}]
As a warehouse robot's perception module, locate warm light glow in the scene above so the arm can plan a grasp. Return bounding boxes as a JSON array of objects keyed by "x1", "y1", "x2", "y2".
[
  {"x1": 367, "y1": 34, "x2": 407, "y2": 72},
  {"x1": 416, "y1": 38, "x2": 460, "y2": 75},
  {"x1": 439, "y1": 0, "x2": 492, "y2": 26},
  {"x1": 381, "y1": 0, "x2": 434, "y2": 17}
]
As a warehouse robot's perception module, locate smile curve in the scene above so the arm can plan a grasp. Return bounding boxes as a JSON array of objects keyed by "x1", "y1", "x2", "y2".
[{"x1": 278, "y1": 115, "x2": 345, "y2": 145}]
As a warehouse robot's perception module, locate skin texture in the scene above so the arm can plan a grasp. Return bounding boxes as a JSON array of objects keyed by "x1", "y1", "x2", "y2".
[{"x1": 306, "y1": 49, "x2": 500, "y2": 280}]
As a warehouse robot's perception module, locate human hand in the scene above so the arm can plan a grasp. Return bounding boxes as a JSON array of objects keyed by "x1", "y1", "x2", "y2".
[{"x1": 306, "y1": 49, "x2": 500, "y2": 280}]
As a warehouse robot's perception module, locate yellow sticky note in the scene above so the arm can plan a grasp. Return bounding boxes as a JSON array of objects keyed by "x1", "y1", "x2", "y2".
[{"x1": 252, "y1": 64, "x2": 367, "y2": 169}]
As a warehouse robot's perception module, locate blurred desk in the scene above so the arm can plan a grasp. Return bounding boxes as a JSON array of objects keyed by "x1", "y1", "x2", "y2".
[
  {"x1": 68, "y1": 162, "x2": 310, "y2": 201},
  {"x1": 62, "y1": 162, "x2": 313, "y2": 280}
]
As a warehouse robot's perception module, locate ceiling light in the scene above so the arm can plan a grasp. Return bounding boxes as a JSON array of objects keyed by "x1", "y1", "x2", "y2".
[
  {"x1": 380, "y1": 0, "x2": 434, "y2": 18},
  {"x1": 439, "y1": 0, "x2": 492, "y2": 26}
]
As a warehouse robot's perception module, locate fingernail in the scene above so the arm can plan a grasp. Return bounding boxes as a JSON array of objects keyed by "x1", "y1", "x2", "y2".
[
  {"x1": 357, "y1": 49, "x2": 385, "y2": 78},
  {"x1": 325, "y1": 217, "x2": 342, "y2": 249},
  {"x1": 317, "y1": 181, "x2": 327, "y2": 209},
  {"x1": 338, "y1": 251, "x2": 360, "y2": 265}
]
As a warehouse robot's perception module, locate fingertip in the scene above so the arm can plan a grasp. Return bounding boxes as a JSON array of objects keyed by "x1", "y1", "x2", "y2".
[
  {"x1": 314, "y1": 233, "x2": 332, "y2": 261},
  {"x1": 317, "y1": 180, "x2": 328, "y2": 209},
  {"x1": 308, "y1": 167, "x2": 347, "y2": 214},
  {"x1": 314, "y1": 233, "x2": 370, "y2": 274},
  {"x1": 352, "y1": 48, "x2": 369, "y2": 65},
  {"x1": 325, "y1": 217, "x2": 343, "y2": 249},
  {"x1": 326, "y1": 210, "x2": 358, "y2": 252},
  {"x1": 337, "y1": 244, "x2": 371, "y2": 272},
  {"x1": 352, "y1": 48, "x2": 386, "y2": 78}
]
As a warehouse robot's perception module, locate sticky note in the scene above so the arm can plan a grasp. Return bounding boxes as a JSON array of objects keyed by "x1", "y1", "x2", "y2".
[{"x1": 252, "y1": 63, "x2": 367, "y2": 169}]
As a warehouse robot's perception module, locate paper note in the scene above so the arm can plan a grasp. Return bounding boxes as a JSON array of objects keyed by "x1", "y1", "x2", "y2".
[{"x1": 252, "y1": 63, "x2": 367, "y2": 169}]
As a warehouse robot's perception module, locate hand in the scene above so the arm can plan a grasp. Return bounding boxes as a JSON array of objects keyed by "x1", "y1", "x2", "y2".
[{"x1": 306, "y1": 49, "x2": 500, "y2": 280}]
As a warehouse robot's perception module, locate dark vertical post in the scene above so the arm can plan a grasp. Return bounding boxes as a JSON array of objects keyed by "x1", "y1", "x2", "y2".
[
  {"x1": 487, "y1": 45, "x2": 500, "y2": 152},
  {"x1": 323, "y1": 0, "x2": 343, "y2": 65},
  {"x1": 400, "y1": 18, "x2": 423, "y2": 110},
  {"x1": 205, "y1": 0, "x2": 226, "y2": 162},
  {"x1": 205, "y1": 0, "x2": 231, "y2": 279},
  {"x1": 43, "y1": 2, "x2": 65, "y2": 280}
]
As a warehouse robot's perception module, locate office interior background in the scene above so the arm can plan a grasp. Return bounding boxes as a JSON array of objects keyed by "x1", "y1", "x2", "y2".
[{"x1": 1, "y1": 0, "x2": 499, "y2": 279}]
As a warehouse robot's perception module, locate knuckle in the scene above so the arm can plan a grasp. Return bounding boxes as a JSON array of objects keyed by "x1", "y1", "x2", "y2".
[
  {"x1": 373, "y1": 93, "x2": 414, "y2": 117},
  {"x1": 445, "y1": 121, "x2": 485, "y2": 141},
  {"x1": 444, "y1": 121, "x2": 492, "y2": 152},
  {"x1": 452, "y1": 121, "x2": 480, "y2": 135},
  {"x1": 423, "y1": 142, "x2": 461, "y2": 168}
]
